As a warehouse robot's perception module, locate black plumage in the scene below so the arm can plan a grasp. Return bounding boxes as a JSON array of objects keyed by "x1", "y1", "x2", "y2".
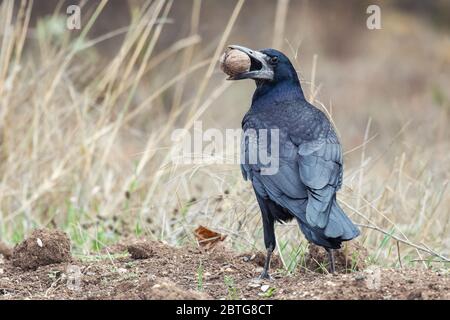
[{"x1": 231, "y1": 47, "x2": 360, "y2": 278}]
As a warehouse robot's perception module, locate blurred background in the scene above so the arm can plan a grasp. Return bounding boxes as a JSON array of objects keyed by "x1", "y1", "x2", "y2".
[{"x1": 0, "y1": 0, "x2": 448, "y2": 268}]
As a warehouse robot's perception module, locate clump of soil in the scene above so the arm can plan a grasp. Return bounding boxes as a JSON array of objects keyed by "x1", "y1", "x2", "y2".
[
  {"x1": 12, "y1": 229, "x2": 71, "y2": 270},
  {"x1": 114, "y1": 279, "x2": 210, "y2": 300},
  {"x1": 306, "y1": 242, "x2": 368, "y2": 273},
  {"x1": 127, "y1": 241, "x2": 155, "y2": 259},
  {"x1": 0, "y1": 242, "x2": 12, "y2": 259}
]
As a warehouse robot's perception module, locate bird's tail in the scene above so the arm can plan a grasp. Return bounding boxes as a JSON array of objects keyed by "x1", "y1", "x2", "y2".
[{"x1": 324, "y1": 197, "x2": 360, "y2": 241}]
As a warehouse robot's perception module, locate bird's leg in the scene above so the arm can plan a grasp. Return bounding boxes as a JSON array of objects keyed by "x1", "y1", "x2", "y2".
[
  {"x1": 326, "y1": 248, "x2": 336, "y2": 274},
  {"x1": 259, "y1": 244, "x2": 274, "y2": 280},
  {"x1": 254, "y1": 193, "x2": 276, "y2": 280}
]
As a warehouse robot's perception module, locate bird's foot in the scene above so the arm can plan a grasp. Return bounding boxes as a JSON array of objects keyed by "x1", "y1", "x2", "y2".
[{"x1": 257, "y1": 271, "x2": 272, "y2": 281}]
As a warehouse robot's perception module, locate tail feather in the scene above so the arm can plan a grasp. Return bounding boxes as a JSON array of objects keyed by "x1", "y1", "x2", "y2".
[
  {"x1": 298, "y1": 221, "x2": 342, "y2": 249},
  {"x1": 324, "y1": 198, "x2": 360, "y2": 240}
]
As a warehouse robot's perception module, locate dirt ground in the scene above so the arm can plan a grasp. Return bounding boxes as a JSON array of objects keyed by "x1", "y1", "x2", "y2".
[{"x1": 0, "y1": 231, "x2": 448, "y2": 300}]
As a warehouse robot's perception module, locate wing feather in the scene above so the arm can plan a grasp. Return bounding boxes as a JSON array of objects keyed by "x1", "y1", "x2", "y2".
[{"x1": 298, "y1": 136, "x2": 343, "y2": 229}]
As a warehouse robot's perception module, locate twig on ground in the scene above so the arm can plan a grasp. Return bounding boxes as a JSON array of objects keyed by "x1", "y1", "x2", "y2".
[{"x1": 356, "y1": 223, "x2": 449, "y2": 262}]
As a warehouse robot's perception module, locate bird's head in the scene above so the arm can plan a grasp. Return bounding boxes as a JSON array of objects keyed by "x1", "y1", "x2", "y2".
[{"x1": 226, "y1": 45, "x2": 300, "y2": 86}]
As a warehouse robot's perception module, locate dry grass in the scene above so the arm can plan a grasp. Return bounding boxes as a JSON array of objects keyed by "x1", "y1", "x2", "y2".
[{"x1": 0, "y1": 0, "x2": 448, "y2": 271}]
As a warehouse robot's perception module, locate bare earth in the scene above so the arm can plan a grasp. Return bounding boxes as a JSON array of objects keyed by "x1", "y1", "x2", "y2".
[{"x1": 0, "y1": 234, "x2": 448, "y2": 300}]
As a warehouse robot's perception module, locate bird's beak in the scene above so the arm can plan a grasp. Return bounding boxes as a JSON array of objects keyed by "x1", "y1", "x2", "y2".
[{"x1": 226, "y1": 45, "x2": 274, "y2": 81}]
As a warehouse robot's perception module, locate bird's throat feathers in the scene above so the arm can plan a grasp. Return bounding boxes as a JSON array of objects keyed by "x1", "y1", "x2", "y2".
[{"x1": 252, "y1": 78, "x2": 305, "y2": 108}]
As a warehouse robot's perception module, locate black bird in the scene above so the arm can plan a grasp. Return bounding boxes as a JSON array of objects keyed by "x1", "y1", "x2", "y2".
[{"x1": 228, "y1": 45, "x2": 360, "y2": 278}]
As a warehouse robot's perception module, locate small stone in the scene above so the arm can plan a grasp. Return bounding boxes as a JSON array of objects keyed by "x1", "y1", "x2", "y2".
[
  {"x1": 248, "y1": 281, "x2": 261, "y2": 288},
  {"x1": 261, "y1": 284, "x2": 270, "y2": 292}
]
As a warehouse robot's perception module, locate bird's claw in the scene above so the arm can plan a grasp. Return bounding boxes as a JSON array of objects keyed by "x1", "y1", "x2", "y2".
[{"x1": 257, "y1": 272, "x2": 272, "y2": 281}]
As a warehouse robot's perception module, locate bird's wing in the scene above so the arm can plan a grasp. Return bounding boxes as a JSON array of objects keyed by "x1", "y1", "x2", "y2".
[
  {"x1": 296, "y1": 129, "x2": 343, "y2": 229},
  {"x1": 241, "y1": 115, "x2": 308, "y2": 215}
]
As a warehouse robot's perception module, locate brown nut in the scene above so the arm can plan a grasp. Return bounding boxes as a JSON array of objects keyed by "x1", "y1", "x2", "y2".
[{"x1": 219, "y1": 49, "x2": 250, "y2": 76}]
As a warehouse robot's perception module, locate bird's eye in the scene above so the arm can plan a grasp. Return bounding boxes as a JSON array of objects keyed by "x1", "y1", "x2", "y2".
[{"x1": 270, "y1": 56, "x2": 278, "y2": 64}]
